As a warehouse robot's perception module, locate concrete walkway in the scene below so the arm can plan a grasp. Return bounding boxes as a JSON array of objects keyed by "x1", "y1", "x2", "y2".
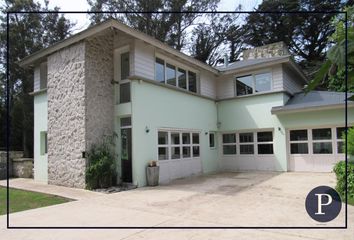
[
  {"x1": 1, "y1": 172, "x2": 353, "y2": 239},
  {"x1": 0, "y1": 178, "x2": 103, "y2": 200}
]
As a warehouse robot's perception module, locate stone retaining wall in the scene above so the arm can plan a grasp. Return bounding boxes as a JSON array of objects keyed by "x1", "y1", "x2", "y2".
[{"x1": 0, "y1": 151, "x2": 23, "y2": 179}]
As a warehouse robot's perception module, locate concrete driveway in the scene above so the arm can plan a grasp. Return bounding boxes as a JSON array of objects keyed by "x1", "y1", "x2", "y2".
[{"x1": 1, "y1": 172, "x2": 353, "y2": 239}]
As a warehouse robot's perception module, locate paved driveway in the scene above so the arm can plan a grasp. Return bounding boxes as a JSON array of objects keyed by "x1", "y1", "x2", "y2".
[{"x1": 1, "y1": 172, "x2": 353, "y2": 239}]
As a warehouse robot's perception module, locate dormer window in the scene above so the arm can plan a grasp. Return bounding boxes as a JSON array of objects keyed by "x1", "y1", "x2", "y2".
[{"x1": 235, "y1": 72, "x2": 272, "y2": 96}]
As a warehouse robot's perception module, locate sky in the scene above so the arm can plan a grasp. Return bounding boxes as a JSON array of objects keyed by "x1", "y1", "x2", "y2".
[{"x1": 37, "y1": 0, "x2": 262, "y2": 33}]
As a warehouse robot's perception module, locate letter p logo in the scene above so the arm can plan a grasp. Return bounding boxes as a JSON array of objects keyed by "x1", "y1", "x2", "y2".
[{"x1": 306, "y1": 186, "x2": 341, "y2": 222}]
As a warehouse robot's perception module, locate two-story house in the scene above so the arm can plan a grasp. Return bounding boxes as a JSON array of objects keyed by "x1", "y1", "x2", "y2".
[{"x1": 19, "y1": 19, "x2": 354, "y2": 189}]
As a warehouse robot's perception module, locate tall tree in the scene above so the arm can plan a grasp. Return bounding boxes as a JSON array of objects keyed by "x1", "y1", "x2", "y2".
[
  {"x1": 0, "y1": 0, "x2": 73, "y2": 156},
  {"x1": 87, "y1": 0, "x2": 219, "y2": 50},
  {"x1": 244, "y1": 0, "x2": 342, "y2": 77}
]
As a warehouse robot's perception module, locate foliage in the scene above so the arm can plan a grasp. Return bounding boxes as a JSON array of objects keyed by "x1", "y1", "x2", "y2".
[
  {"x1": 85, "y1": 134, "x2": 118, "y2": 189},
  {"x1": 243, "y1": 0, "x2": 342, "y2": 78},
  {"x1": 333, "y1": 161, "x2": 354, "y2": 199},
  {"x1": 0, "y1": 0, "x2": 73, "y2": 155},
  {"x1": 87, "y1": 0, "x2": 219, "y2": 51},
  {"x1": 343, "y1": 127, "x2": 354, "y2": 156},
  {"x1": 0, "y1": 187, "x2": 70, "y2": 215},
  {"x1": 307, "y1": 6, "x2": 354, "y2": 96}
]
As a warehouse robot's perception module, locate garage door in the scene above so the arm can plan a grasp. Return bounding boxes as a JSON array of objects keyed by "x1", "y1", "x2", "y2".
[
  {"x1": 288, "y1": 127, "x2": 345, "y2": 172},
  {"x1": 157, "y1": 130, "x2": 202, "y2": 183}
]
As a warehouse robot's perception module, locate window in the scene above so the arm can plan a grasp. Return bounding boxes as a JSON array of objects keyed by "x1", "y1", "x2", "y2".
[
  {"x1": 157, "y1": 130, "x2": 200, "y2": 160},
  {"x1": 257, "y1": 131, "x2": 273, "y2": 154},
  {"x1": 40, "y1": 131, "x2": 47, "y2": 155},
  {"x1": 155, "y1": 58, "x2": 165, "y2": 83},
  {"x1": 222, "y1": 133, "x2": 236, "y2": 155},
  {"x1": 155, "y1": 58, "x2": 198, "y2": 93},
  {"x1": 236, "y1": 72, "x2": 272, "y2": 96},
  {"x1": 336, "y1": 127, "x2": 346, "y2": 154},
  {"x1": 121, "y1": 52, "x2": 130, "y2": 80},
  {"x1": 40, "y1": 62, "x2": 47, "y2": 89},
  {"x1": 120, "y1": 117, "x2": 131, "y2": 127},
  {"x1": 290, "y1": 130, "x2": 309, "y2": 154},
  {"x1": 209, "y1": 132, "x2": 216, "y2": 148},
  {"x1": 312, "y1": 128, "x2": 332, "y2": 154},
  {"x1": 119, "y1": 82, "x2": 130, "y2": 103},
  {"x1": 239, "y1": 132, "x2": 254, "y2": 154}
]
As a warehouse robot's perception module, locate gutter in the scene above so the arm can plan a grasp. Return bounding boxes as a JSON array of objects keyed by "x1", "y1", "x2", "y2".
[{"x1": 271, "y1": 102, "x2": 354, "y2": 115}]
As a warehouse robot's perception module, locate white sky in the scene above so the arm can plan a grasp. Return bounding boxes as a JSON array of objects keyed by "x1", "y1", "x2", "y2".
[{"x1": 39, "y1": 0, "x2": 262, "y2": 33}]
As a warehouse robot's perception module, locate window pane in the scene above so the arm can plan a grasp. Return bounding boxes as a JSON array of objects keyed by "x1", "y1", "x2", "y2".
[
  {"x1": 337, "y1": 141, "x2": 344, "y2": 154},
  {"x1": 312, "y1": 128, "x2": 332, "y2": 140},
  {"x1": 192, "y1": 133, "x2": 199, "y2": 144},
  {"x1": 257, "y1": 131, "x2": 273, "y2": 142},
  {"x1": 155, "y1": 58, "x2": 165, "y2": 83},
  {"x1": 171, "y1": 132, "x2": 180, "y2": 145},
  {"x1": 336, "y1": 127, "x2": 346, "y2": 139},
  {"x1": 119, "y1": 82, "x2": 130, "y2": 103},
  {"x1": 166, "y1": 63, "x2": 176, "y2": 86},
  {"x1": 182, "y1": 133, "x2": 190, "y2": 144},
  {"x1": 240, "y1": 144, "x2": 254, "y2": 154},
  {"x1": 183, "y1": 146, "x2": 191, "y2": 158},
  {"x1": 258, "y1": 144, "x2": 273, "y2": 154},
  {"x1": 120, "y1": 117, "x2": 131, "y2": 127},
  {"x1": 236, "y1": 75, "x2": 253, "y2": 96},
  {"x1": 171, "y1": 146, "x2": 180, "y2": 159},
  {"x1": 313, "y1": 142, "x2": 333, "y2": 154},
  {"x1": 255, "y1": 72, "x2": 271, "y2": 92},
  {"x1": 121, "y1": 52, "x2": 130, "y2": 80},
  {"x1": 223, "y1": 134, "x2": 236, "y2": 143},
  {"x1": 158, "y1": 147, "x2": 168, "y2": 160},
  {"x1": 223, "y1": 145, "x2": 236, "y2": 155},
  {"x1": 158, "y1": 132, "x2": 168, "y2": 145},
  {"x1": 193, "y1": 146, "x2": 200, "y2": 157},
  {"x1": 209, "y1": 133, "x2": 215, "y2": 148},
  {"x1": 177, "y1": 68, "x2": 187, "y2": 89},
  {"x1": 188, "y1": 71, "x2": 197, "y2": 93},
  {"x1": 290, "y1": 143, "x2": 308, "y2": 154},
  {"x1": 290, "y1": 130, "x2": 308, "y2": 141},
  {"x1": 239, "y1": 132, "x2": 253, "y2": 143}
]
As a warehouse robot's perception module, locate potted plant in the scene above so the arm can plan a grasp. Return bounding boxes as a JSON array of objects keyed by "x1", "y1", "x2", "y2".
[{"x1": 146, "y1": 160, "x2": 159, "y2": 186}]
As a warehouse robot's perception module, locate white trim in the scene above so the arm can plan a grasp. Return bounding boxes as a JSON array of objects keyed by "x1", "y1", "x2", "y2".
[{"x1": 234, "y1": 71, "x2": 273, "y2": 97}]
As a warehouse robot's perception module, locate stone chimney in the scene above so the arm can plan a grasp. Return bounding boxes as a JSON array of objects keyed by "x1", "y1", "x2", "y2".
[{"x1": 243, "y1": 41, "x2": 290, "y2": 60}]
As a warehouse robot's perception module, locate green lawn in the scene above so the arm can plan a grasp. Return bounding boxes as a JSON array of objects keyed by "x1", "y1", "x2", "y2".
[{"x1": 0, "y1": 187, "x2": 71, "y2": 215}]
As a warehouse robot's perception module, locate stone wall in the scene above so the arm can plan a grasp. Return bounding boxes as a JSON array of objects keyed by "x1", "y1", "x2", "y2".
[
  {"x1": 47, "y1": 42, "x2": 87, "y2": 188},
  {"x1": 243, "y1": 41, "x2": 290, "y2": 60},
  {"x1": 0, "y1": 151, "x2": 23, "y2": 179},
  {"x1": 12, "y1": 158, "x2": 33, "y2": 178},
  {"x1": 85, "y1": 31, "x2": 114, "y2": 149}
]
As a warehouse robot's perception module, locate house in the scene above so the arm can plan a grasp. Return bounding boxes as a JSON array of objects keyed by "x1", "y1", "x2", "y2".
[{"x1": 19, "y1": 19, "x2": 354, "y2": 189}]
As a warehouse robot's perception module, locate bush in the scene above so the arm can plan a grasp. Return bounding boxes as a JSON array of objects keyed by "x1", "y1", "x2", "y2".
[
  {"x1": 85, "y1": 134, "x2": 117, "y2": 189},
  {"x1": 345, "y1": 127, "x2": 354, "y2": 156},
  {"x1": 333, "y1": 161, "x2": 354, "y2": 199}
]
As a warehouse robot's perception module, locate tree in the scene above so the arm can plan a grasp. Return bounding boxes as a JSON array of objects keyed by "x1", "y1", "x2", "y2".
[
  {"x1": 244, "y1": 0, "x2": 342, "y2": 77},
  {"x1": 307, "y1": 6, "x2": 354, "y2": 97},
  {"x1": 0, "y1": 0, "x2": 73, "y2": 156},
  {"x1": 87, "y1": 0, "x2": 219, "y2": 50}
]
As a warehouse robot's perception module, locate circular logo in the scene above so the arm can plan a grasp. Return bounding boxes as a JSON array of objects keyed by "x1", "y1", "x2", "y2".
[{"x1": 305, "y1": 186, "x2": 342, "y2": 222}]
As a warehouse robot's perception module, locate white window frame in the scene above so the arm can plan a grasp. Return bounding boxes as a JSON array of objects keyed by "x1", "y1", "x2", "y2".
[
  {"x1": 336, "y1": 127, "x2": 347, "y2": 154},
  {"x1": 209, "y1": 132, "x2": 216, "y2": 149},
  {"x1": 157, "y1": 129, "x2": 200, "y2": 161},
  {"x1": 312, "y1": 127, "x2": 334, "y2": 155},
  {"x1": 222, "y1": 132, "x2": 237, "y2": 155},
  {"x1": 154, "y1": 54, "x2": 199, "y2": 93},
  {"x1": 238, "y1": 132, "x2": 255, "y2": 155},
  {"x1": 114, "y1": 46, "x2": 131, "y2": 104},
  {"x1": 235, "y1": 70, "x2": 273, "y2": 97},
  {"x1": 289, "y1": 129, "x2": 309, "y2": 155},
  {"x1": 255, "y1": 130, "x2": 274, "y2": 155}
]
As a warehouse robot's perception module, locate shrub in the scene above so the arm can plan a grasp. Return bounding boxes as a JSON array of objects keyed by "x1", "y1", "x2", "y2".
[
  {"x1": 333, "y1": 161, "x2": 354, "y2": 199},
  {"x1": 344, "y1": 127, "x2": 354, "y2": 156},
  {"x1": 85, "y1": 134, "x2": 117, "y2": 189}
]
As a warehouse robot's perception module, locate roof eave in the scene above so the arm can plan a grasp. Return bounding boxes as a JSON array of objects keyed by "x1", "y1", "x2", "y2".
[{"x1": 271, "y1": 102, "x2": 354, "y2": 115}]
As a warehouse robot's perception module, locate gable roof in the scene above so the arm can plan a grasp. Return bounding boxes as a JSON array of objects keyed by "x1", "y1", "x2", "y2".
[
  {"x1": 272, "y1": 91, "x2": 354, "y2": 114},
  {"x1": 18, "y1": 19, "x2": 218, "y2": 74}
]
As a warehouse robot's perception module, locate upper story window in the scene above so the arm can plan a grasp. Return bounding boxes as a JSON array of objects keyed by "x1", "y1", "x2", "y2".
[
  {"x1": 155, "y1": 57, "x2": 198, "y2": 93},
  {"x1": 235, "y1": 72, "x2": 272, "y2": 96},
  {"x1": 119, "y1": 51, "x2": 130, "y2": 104}
]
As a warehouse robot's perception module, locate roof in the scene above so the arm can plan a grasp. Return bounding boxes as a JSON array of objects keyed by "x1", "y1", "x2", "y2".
[
  {"x1": 18, "y1": 19, "x2": 218, "y2": 74},
  {"x1": 272, "y1": 91, "x2": 354, "y2": 114},
  {"x1": 216, "y1": 55, "x2": 290, "y2": 71}
]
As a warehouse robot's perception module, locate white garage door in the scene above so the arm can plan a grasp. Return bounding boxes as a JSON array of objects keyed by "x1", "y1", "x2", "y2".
[
  {"x1": 288, "y1": 127, "x2": 346, "y2": 172},
  {"x1": 157, "y1": 130, "x2": 202, "y2": 183}
]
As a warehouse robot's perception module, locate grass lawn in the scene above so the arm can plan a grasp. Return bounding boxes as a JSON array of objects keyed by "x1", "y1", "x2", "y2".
[{"x1": 0, "y1": 187, "x2": 71, "y2": 215}]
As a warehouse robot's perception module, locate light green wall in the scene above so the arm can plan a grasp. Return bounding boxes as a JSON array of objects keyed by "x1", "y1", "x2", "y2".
[
  {"x1": 34, "y1": 92, "x2": 48, "y2": 182},
  {"x1": 130, "y1": 80, "x2": 218, "y2": 186},
  {"x1": 277, "y1": 107, "x2": 354, "y2": 129},
  {"x1": 217, "y1": 93, "x2": 289, "y2": 171}
]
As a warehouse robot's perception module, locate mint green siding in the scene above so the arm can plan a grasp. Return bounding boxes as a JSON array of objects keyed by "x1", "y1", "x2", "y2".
[
  {"x1": 34, "y1": 92, "x2": 48, "y2": 182},
  {"x1": 130, "y1": 80, "x2": 218, "y2": 186}
]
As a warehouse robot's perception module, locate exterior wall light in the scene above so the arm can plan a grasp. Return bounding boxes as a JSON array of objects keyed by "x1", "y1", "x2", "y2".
[{"x1": 145, "y1": 126, "x2": 150, "y2": 133}]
